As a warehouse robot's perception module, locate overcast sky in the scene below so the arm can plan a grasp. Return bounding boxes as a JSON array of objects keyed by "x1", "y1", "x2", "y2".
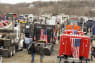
[{"x1": 0, "y1": 0, "x2": 60, "y2": 4}]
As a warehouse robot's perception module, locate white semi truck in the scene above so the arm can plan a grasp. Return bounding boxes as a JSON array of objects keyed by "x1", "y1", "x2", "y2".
[{"x1": 0, "y1": 22, "x2": 25, "y2": 57}]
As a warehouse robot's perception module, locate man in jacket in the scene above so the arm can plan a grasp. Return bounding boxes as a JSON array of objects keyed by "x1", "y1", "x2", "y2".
[{"x1": 29, "y1": 43, "x2": 36, "y2": 63}]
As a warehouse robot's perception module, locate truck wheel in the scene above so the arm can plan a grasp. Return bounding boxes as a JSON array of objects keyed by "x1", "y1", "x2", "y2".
[
  {"x1": 44, "y1": 48, "x2": 51, "y2": 56},
  {"x1": 8, "y1": 50, "x2": 12, "y2": 57},
  {"x1": 11, "y1": 39, "x2": 14, "y2": 44},
  {"x1": 12, "y1": 49, "x2": 15, "y2": 56},
  {"x1": 20, "y1": 48, "x2": 23, "y2": 51}
]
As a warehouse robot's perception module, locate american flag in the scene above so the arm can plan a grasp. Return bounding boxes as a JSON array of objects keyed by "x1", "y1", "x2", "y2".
[
  {"x1": 71, "y1": 38, "x2": 81, "y2": 58},
  {"x1": 40, "y1": 29, "x2": 48, "y2": 43}
]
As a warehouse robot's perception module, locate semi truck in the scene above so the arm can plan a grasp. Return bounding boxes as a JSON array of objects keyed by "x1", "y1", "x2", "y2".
[
  {"x1": 56, "y1": 24, "x2": 90, "y2": 63},
  {"x1": 26, "y1": 23, "x2": 56, "y2": 56},
  {"x1": 0, "y1": 21, "x2": 25, "y2": 57},
  {"x1": 33, "y1": 24, "x2": 56, "y2": 55}
]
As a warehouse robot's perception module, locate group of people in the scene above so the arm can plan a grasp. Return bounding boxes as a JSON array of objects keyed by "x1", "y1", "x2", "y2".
[
  {"x1": 29, "y1": 43, "x2": 44, "y2": 63},
  {"x1": 25, "y1": 36, "x2": 44, "y2": 63}
]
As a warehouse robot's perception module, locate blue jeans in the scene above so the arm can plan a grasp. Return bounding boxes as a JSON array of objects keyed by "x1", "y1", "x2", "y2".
[
  {"x1": 40, "y1": 55, "x2": 44, "y2": 59},
  {"x1": 32, "y1": 53, "x2": 35, "y2": 62},
  {"x1": 26, "y1": 44, "x2": 29, "y2": 50}
]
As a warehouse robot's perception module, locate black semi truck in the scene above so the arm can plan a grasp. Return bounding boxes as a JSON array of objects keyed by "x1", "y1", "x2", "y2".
[{"x1": 26, "y1": 23, "x2": 57, "y2": 55}]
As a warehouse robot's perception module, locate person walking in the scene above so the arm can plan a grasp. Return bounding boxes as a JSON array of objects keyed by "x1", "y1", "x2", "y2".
[
  {"x1": 39, "y1": 44, "x2": 44, "y2": 63},
  {"x1": 91, "y1": 47, "x2": 95, "y2": 61},
  {"x1": 29, "y1": 43, "x2": 36, "y2": 63}
]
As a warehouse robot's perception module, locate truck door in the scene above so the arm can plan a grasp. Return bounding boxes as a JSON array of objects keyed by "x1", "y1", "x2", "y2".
[
  {"x1": 80, "y1": 37, "x2": 90, "y2": 59},
  {"x1": 59, "y1": 35, "x2": 71, "y2": 56}
]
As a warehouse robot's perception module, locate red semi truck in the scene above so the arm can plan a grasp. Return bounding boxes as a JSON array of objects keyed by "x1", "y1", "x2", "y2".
[
  {"x1": 57, "y1": 30, "x2": 90, "y2": 63},
  {"x1": 59, "y1": 34, "x2": 90, "y2": 59}
]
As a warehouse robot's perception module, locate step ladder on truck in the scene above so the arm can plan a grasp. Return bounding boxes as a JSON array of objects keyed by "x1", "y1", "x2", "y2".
[{"x1": 57, "y1": 26, "x2": 91, "y2": 63}]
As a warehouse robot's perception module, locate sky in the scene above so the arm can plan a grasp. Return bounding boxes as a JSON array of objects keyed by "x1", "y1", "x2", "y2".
[{"x1": 0, "y1": 0, "x2": 59, "y2": 4}]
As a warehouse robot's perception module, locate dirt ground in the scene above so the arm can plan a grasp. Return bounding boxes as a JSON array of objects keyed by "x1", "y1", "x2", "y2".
[
  {"x1": 2, "y1": 44, "x2": 59, "y2": 63},
  {"x1": 2, "y1": 41, "x2": 95, "y2": 63}
]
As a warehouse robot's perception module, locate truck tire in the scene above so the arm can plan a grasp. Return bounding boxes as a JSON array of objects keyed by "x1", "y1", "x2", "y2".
[
  {"x1": 12, "y1": 46, "x2": 16, "y2": 56},
  {"x1": 44, "y1": 48, "x2": 51, "y2": 56},
  {"x1": 20, "y1": 48, "x2": 23, "y2": 51},
  {"x1": 11, "y1": 39, "x2": 14, "y2": 44},
  {"x1": 12, "y1": 49, "x2": 15, "y2": 56},
  {"x1": 8, "y1": 50, "x2": 12, "y2": 57},
  {"x1": 18, "y1": 39, "x2": 24, "y2": 51},
  {"x1": 8, "y1": 46, "x2": 13, "y2": 57}
]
